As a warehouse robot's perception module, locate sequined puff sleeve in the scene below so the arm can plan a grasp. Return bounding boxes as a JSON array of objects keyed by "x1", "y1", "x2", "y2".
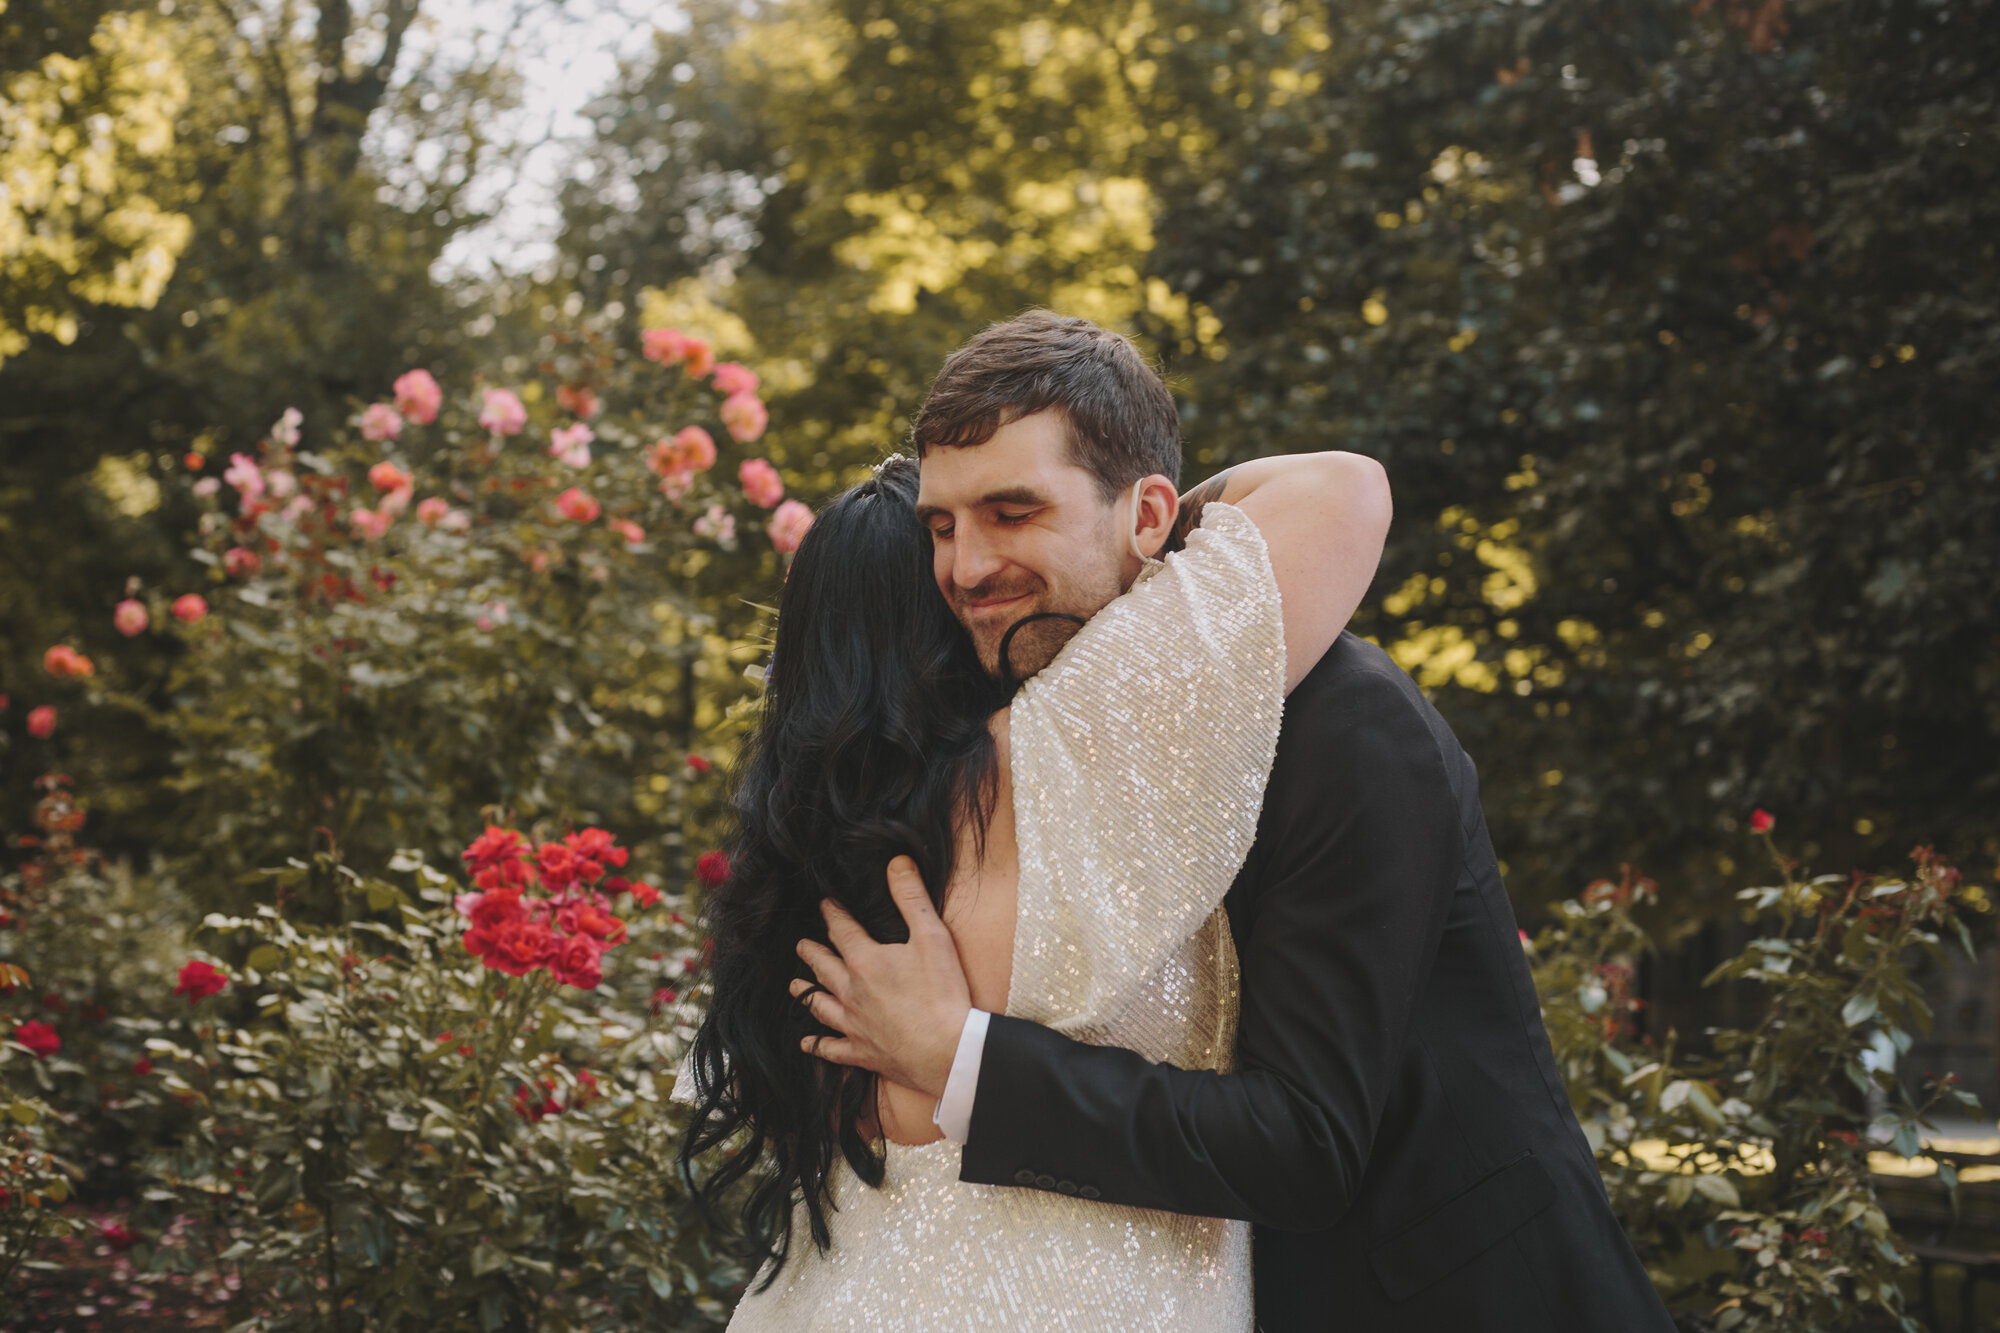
[{"x1": 1004, "y1": 501, "x2": 1285, "y2": 1040}]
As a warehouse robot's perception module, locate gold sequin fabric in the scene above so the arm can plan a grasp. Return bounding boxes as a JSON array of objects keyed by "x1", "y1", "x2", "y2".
[{"x1": 727, "y1": 503, "x2": 1286, "y2": 1330}]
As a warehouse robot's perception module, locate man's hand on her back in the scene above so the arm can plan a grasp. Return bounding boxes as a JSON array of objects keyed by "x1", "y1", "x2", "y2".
[{"x1": 792, "y1": 855, "x2": 970, "y2": 1098}]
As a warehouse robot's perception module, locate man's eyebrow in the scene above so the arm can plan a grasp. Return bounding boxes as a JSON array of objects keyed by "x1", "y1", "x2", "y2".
[
  {"x1": 914, "y1": 487, "x2": 1052, "y2": 523},
  {"x1": 978, "y1": 486, "x2": 1051, "y2": 507}
]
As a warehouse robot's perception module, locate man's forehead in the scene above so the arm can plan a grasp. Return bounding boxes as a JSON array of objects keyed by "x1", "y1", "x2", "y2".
[{"x1": 917, "y1": 412, "x2": 1087, "y2": 508}]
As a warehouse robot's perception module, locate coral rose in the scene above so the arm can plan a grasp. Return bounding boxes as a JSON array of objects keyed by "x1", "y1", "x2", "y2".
[
  {"x1": 114, "y1": 599, "x2": 149, "y2": 637},
  {"x1": 359, "y1": 403, "x2": 404, "y2": 442},
  {"x1": 641, "y1": 327, "x2": 688, "y2": 365},
  {"x1": 173, "y1": 959, "x2": 228, "y2": 1004},
  {"x1": 44, "y1": 645, "x2": 94, "y2": 678},
  {"x1": 27, "y1": 706, "x2": 55, "y2": 739},
  {"x1": 171, "y1": 594, "x2": 207, "y2": 623},
  {"x1": 13, "y1": 1020, "x2": 59, "y2": 1059},
  {"x1": 557, "y1": 383, "x2": 600, "y2": 420},
  {"x1": 738, "y1": 458, "x2": 784, "y2": 509},
  {"x1": 416, "y1": 496, "x2": 451, "y2": 525},
  {"x1": 479, "y1": 388, "x2": 528, "y2": 437},
  {"x1": 368, "y1": 462, "x2": 412, "y2": 493},
  {"x1": 629, "y1": 881, "x2": 661, "y2": 908},
  {"x1": 720, "y1": 392, "x2": 769, "y2": 444},
  {"x1": 556, "y1": 487, "x2": 602, "y2": 522},
  {"x1": 711, "y1": 362, "x2": 760, "y2": 397},
  {"x1": 683, "y1": 338, "x2": 715, "y2": 378},
  {"x1": 676, "y1": 425, "x2": 718, "y2": 471},
  {"x1": 393, "y1": 369, "x2": 443, "y2": 425},
  {"x1": 768, "y1": 499, "x2": 814, "y2": 554}
]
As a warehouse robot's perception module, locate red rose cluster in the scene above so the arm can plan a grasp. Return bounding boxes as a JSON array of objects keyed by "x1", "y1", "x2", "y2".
[{"x1": 456, "y1": 825, "x2": 658, "y2": 991}]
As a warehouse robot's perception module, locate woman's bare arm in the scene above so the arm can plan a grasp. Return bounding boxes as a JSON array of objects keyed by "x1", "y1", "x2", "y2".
[{"x1": 1166, "y1": 452, "x2": 1391, "y2": 694}]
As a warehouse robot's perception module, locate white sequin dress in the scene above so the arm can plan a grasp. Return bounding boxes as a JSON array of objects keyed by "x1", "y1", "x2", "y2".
[{"x1": 727, "y1": 503, "x2": 1287, "y2": 1331}]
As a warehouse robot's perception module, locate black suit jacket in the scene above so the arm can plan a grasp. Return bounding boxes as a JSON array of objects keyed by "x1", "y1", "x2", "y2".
[{"x1": 960, "y1": 634, "x2": 1674, "y2": 1331}]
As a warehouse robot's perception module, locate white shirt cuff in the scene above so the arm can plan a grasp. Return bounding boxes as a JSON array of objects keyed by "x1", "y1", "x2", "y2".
[{"x1": 931, "y1": 1007, "x2": 991, "y2": 1143}]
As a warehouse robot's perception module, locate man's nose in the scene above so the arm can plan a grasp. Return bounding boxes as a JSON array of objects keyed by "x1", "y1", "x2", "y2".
[{"x1": 949, "y1": 524, "x2": 1007, "y2": 591}]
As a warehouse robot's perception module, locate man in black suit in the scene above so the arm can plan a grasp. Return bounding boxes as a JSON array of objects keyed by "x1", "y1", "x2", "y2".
[{"x1": 795, "y1": 312, "x2": 1674, "y2": 1330}]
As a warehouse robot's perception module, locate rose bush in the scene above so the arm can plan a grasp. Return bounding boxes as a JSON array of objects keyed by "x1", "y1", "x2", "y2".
[
  {"x1": 117, "y1": 321, "x2": 804, "y2": 923},
  {"x1": 125, "y1": 831, "x2": 730, "y2": 1330},
  {"x1": 1532, "y1": 825, "x2": 1986, "y2": 1330},
  {"x1": 2, "y1": 319, "x2": 801, "y2": 1320}
]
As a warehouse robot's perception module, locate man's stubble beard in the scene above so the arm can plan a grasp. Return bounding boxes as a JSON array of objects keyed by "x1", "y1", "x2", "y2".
[{"x1": 955, "y1": 537, "x2": 1126, "y2": 683}]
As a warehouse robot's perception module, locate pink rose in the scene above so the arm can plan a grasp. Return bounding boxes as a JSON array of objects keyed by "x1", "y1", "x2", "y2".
[
  {"x1": 192, "y1": 477, "x2": 220, "y2": 497},
  {"x1": 676, "y1": 426, "x2": 718, "y2": 471},
  {"x1": 270, "y1": 408, "x2": 303, "y2": 447},
  {"x1": 641, "y1": 327, "x2": 688, "y2": 365},
  {"x1": 439, "y1": 509, "x2": 471, "y2": 533},
  {"x1": 738, "y1": 458, "x2": 784, "y2": 509},
  {"x1": 393, "y1": 369, "x2": 443, "y2": 424},
  {"x1": 171, "y1": 594, "x2": 207, "y2": 623},
  {"x1": 711, "y1": 362, "x2": 760, "y2": 397},
  {"x1": 767, "y1": 499, "x2": 814, "y2": 554},
  {"x1": 349, "y1": 508, "x2": 392, "y2": 541},
  {"x1": 223, "y1": 547, "x2": 261, "y2": 577},
  {"x1": 114, "y1": 599, "x2": 149, "y2": 637},
  {"x1": 720, "y1": 392, "x2": 769, "y2": 444},
  {"x1": 556, "y1": 488, "x2": 602, "y2": 523},
  {"x1": 683, "y1": 338, "x2": 715, "y2": 378},
  {"x1": 223, "y1": 452, "x2": 264, "y2": 501},
  {"x1": 416, "y1": 496, "x2": 451, "y2": 525},
  {"x1": 265, "y1": 469, "x2": 296, "y2": 499},
  {"x1": 359, "y1": 403, "x2": 403, "y2": 442},
  {"x1": 479, "y1": 388, "x2": 528, "y2": 437},
  {"x1": 378, "y1": 485, "x2": 413, "y2": 518},
  {"x1": 692, "y1": 504, "x2": 735, "y2": 542},
  {"x1": 27, "y1": 706, "x2": 55, "y2": 739},
  {"x1": 549, "y1": 423, "x2": 594, "y2": 468},
  {"x1": 610, "y1": 518, "x2": 645, "y2": 544}
]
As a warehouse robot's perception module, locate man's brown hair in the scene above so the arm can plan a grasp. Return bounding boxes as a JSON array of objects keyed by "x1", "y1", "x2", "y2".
[{"x1": 911, "y1": 310, "x2": 1181, "y2": 500}]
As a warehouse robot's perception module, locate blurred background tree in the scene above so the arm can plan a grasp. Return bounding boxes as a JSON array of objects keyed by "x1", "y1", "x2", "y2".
[{"x1": 550, "y1": 0, "x2": 1998, "y2": 926}]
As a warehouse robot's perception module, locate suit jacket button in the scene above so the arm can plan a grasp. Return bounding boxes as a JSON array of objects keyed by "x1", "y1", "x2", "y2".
[
  {"x1": 1057, "y1": 1180, "x2": 1078, "y2": 1195},
  {"x1": 1079, "y1": 1185, "x2": 1101, "y2": 1199},
  {"x1": 1035, "y1": 1174, "x2": 1058, "y2": 1190},
  {"x1": 1014, "y1": 1169, "x2": 1037, "y2": 1186}
]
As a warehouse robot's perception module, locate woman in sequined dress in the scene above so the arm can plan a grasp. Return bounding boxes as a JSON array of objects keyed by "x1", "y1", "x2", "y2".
[{"x1": 677, "y1": 432, "x2": 1388, "y2": 1329}]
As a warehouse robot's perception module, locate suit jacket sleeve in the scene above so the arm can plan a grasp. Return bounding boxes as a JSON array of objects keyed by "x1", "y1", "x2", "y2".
[{"x1": 958, "y1": 649, "x2": 1466, "y2": 1230}]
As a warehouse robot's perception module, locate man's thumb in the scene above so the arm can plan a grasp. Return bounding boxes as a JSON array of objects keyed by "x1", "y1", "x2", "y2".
[{"x1": 885, "y1": 855, "x2": 939, "y2": 926}]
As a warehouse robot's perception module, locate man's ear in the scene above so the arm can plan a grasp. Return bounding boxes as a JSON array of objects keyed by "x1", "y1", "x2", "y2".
[{"x1": 1135, "y1": 474, "x2": 1180, "y2": 560}]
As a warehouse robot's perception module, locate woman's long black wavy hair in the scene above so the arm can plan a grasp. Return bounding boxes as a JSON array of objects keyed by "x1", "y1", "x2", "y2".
[{"x1": 676, "y1": 456, "x2": 1007, "y2": 1283}]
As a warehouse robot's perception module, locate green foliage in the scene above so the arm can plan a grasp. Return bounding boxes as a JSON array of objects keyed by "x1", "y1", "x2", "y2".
[
  {"x1": 559, "y1": 0, "x2": 2000, "y2": 919},
  {"x1": 1532, "y1": 840, "x2": 1986, "y2": 1330},
  {"x1": 132, "y1": 843, "x2": 734, "y2": 1330}
]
